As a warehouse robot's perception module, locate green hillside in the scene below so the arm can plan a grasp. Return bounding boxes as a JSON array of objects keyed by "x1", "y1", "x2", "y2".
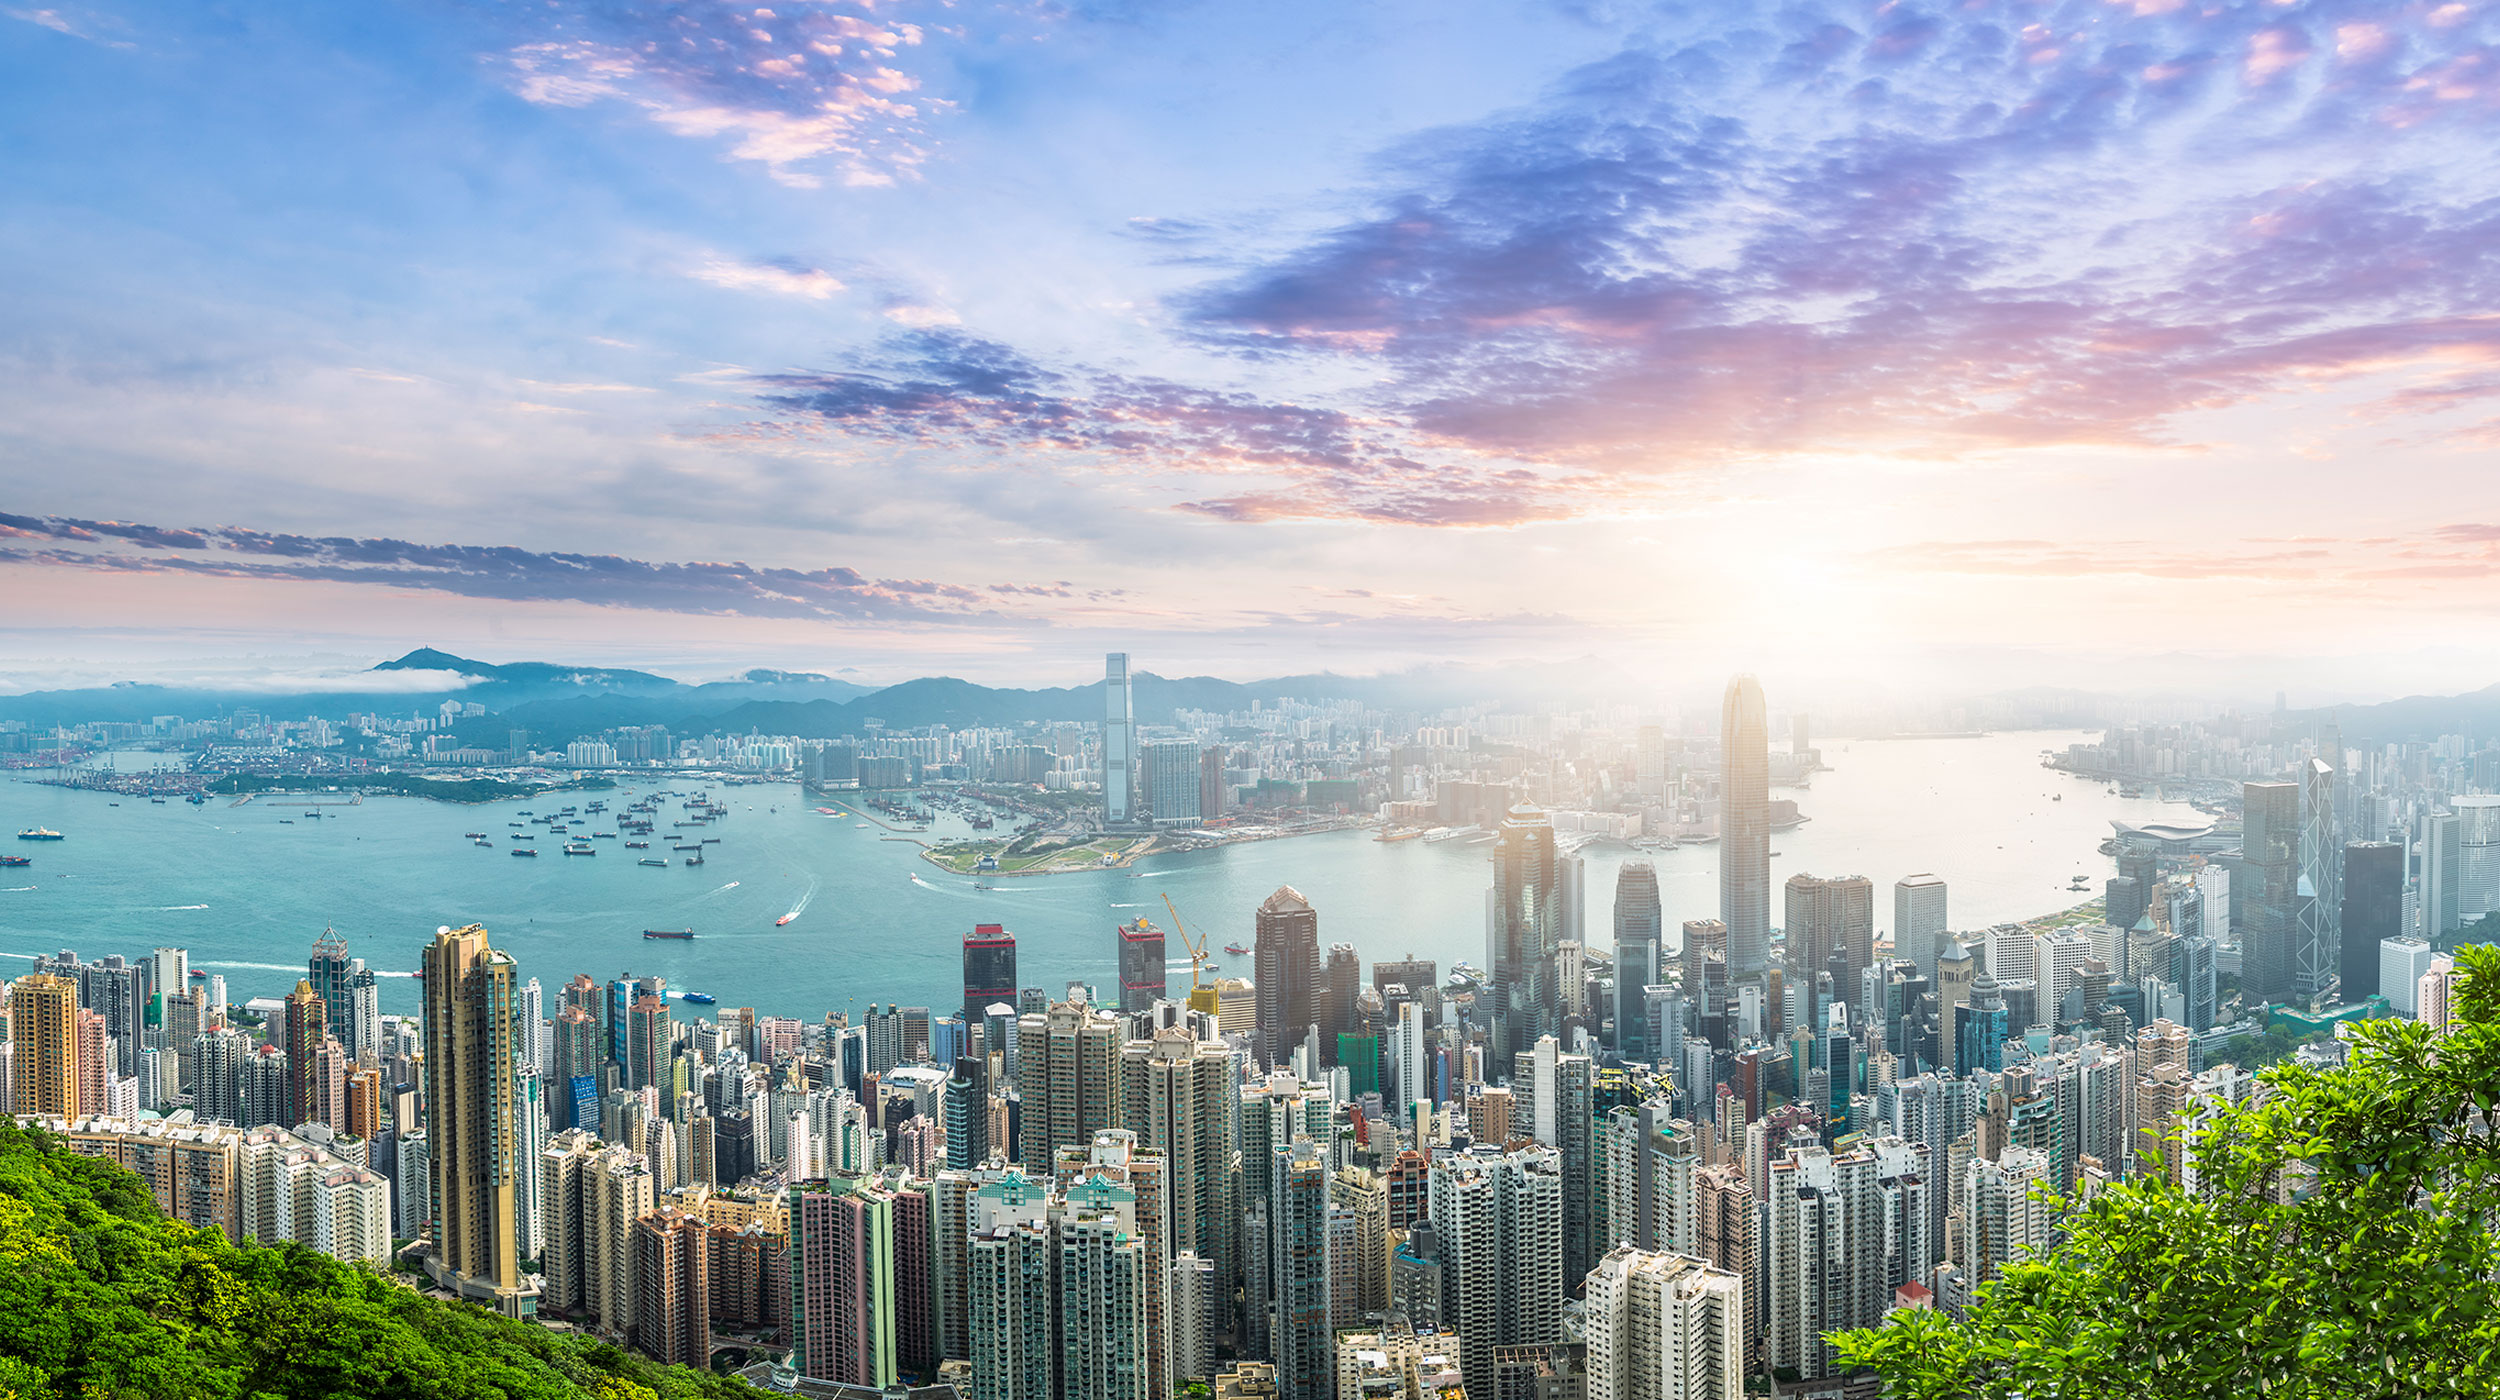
[{"x1": 0, "y1": 1118, "x2": 761, "y2": 1400}]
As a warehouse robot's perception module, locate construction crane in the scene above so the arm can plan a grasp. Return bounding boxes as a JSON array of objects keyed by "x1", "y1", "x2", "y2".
[{"x1": 1161, "y1": 892, "x2": 1222, "y2": 1018}]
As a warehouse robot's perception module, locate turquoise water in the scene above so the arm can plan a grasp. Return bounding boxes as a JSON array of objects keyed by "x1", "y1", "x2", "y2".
[{"x1": 0, "y1": 731, "x2": 2194, "y2": 1019}]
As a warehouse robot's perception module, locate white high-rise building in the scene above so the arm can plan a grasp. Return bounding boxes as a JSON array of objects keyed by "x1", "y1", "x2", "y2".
[
  {"x1": 1893, "y1": 875, "x2": 1948, "y2": 979},
  {"x1": 1584, "y1": 1246, "x2": 1745, "y2": 1400},
  {"x1": 1959, "y1": 1146, "x2": 2052, "y2": 1284},
  {"x1": 1764, "y1": 1143, "x2": 1888, "y2": 1380},
  {"x1": 236, "y1": 1123, "x2": 392, "y2": 1266},
  {"x1": 1429, "y1": 1144, "x2": 1563, "y2": 1400},
  {"x1": 2382, "y1": 938, "x2": 2434, "y2": 1018},
  {"x1": 2423, "y1": 812, "x2": 2462, "y2": 939}
]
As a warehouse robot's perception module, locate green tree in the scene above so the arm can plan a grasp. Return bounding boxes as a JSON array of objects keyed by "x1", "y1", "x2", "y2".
[{"x1": 1833, "y1": 943, "x2": 2500, "y2": 1398}]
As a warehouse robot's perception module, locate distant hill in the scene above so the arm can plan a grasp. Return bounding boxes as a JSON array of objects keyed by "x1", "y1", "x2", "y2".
[
  {"x1": 0, "y1": 648, "x2": 1653, "y2": 745},
  {"x1": 2301, "y1": 683, "x2": 2500, "y2": 744},
  {"x1": 0, "y1": 648, "x2": 878, "y2": 729}
]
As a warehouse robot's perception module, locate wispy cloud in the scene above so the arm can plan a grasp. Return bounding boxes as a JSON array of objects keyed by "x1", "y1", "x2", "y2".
[
  {"x1": 0, "y1": 513, "x2": 1052, "y2": 625},
  {"x1": 498, "y1": 1, "x2": 934, "y2": 188},
  {"x1": 688, "y1": 255, "x2": 847, "y2": 299}
]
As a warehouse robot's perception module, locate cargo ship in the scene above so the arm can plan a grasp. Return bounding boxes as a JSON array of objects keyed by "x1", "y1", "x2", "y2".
[
  {"x1": 638, "y1": 857, "x2": 669, "y2": 867},
  {"x1": 0, "y1": 855, "x2": 28, "y2": 867},
  {"x1": 16, "y1": 828, "x2": 62, "y2": 841},
  {"x1": 511, "y1": 848, "x2": 538, "y2": 857},
  {"x1": 643, "y1": 929, "x2": 695, "y2": 940},
  {"x1": 1224, "y1": 942, "x2": 1250, "y2": 955},
  {"x1": 563, "y1": 843, "x2": 595, "y2": 855}
]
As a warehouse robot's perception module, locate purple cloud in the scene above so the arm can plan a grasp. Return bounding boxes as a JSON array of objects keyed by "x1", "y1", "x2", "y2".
[
  {"x1": 0, "y1": 513, "x2": 1051, "y2": 624},
  {"x1": 745, "y1": 331, "x2": 1589, "y2": 526},
  {"x1": 498, "y1": 1, "x2": 935, "y2": 187}
]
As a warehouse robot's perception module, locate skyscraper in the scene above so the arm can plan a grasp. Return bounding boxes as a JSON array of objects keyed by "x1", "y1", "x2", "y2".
[
  {"x1": 9, "y1": 972, "x2": 78, "y2": 1117},
  {"x1": 1584, "y1": 1247, "x2": 1745, "y2": 1400},
  {"x1": 1118, "y1": 918, "x2": 1168, "y2": 1014},
  {"x1": 1124, "y1": 1026, "x2": 1238, "y2": 1342},
  {"x1": 1142, "y1": 738, "x2": 1202, "y2": 825},
  {"x1": 965, "y1": 924, "x2": 1018, "y2": 1026},
  {"x1": 1613, "y1": 863, "x2": 1663, "y2": 1064},
  {"x1": 1430, "y1": 1145, "x2": 1563, "y2": 1400},
  {"x1": 1017, "y1": 999, "x2": 1123, "y2": 1170},
  {"x1": 1720, "y1": 676, "x2": 1771, "y2": 981},
  {"x1": 1893, "y1": 875, "x2": 1948, "y2": 980},
  {"x1": 282, "y1": 979, "x2": 327, "y2": 1128},
  {"x1": 787, "y1": 1175, "x2": 900, "y2": 1387},
  {"x1": 1783, "y1": 875, "x2": 1873, "y2": 1022},
  {"x1": 1254, "y1": 886, "x2": 1322, "y2": 1071},
  {"x1": 2424, "y1": 810, "x2": 2463, "y2": 939},
  {"x1": 1269, "y1": 1139, "x2": 1333, "y2": 1400},
  {"x1": 307, "y1": 929, "x2": 354, "y2": 1053},
  {"x1": 1488, "y1": 807, "x2": 1564, "y2": 1063},
  {"x1": 419, "y1": 923, "x2": 537, "y2": 1316},
  {"x1": 2340, "y1": 842, "x2": 2403, "y2": 1003},
  {"x1": 1103, "y1": 652, "x2": 1136, "y2": 826},
  {"x1": 2294, "y1": 757, "x2": 2342, "y2": 1002},
  {"x1": 2240, "y1": 781, "x2": 2300, "y2": 1005},
  {"x1": 2455, "y1": 794, "x2": 2500, "y2": 926}
]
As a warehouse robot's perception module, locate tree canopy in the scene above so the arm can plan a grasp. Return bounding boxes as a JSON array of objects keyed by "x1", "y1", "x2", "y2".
[
  {"x1": 0, "y1": 1117, "x2": 761, "y2": 1400},
  {"x1": 1834, "y1": 943, "x2": 2500, "y2": 1398}
]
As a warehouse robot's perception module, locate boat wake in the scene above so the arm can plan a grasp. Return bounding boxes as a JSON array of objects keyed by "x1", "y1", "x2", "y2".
[
  {"x1": 158, "y1": 904, "x2": 209, "y2": 911},
  {"x1": 704, "y1": 880, "x2": 742, "y2": 897},
  {"x1": 200, "y1": 960, "x2": 303, "y2": 973},
  {"x1": 781, "y1": 876, "x2": 819, "y2": 925},
  {"x1": 2, "y1": 886, "x2": 33, "y2": 893},
  {"x1": 908, "y1": 874, "x2": 940, "y2": 891},
  {"x1": 1109, "y1": 902, "x2": 1144, "y2": 908}
]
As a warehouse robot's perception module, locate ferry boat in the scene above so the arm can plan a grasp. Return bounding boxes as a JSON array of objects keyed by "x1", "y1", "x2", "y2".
[
  {"x1": 512, "y1": 848, "x2": 538, "y2": 857},
  {"x1": 643, "y1": 929, "x2": 695, "y2": 940},
  {"x1": 638, "y1": 858, "x2": 669, "y2": 867},
  {"x1": 680, "y1": 991, "x2": 716, "y2": 1005},
  {"x1": 16, "y1": 827, "x2": 63, "y2": 841},
  {"x1": 0, "y1": 855, "x2": 28, "y2": 867}
]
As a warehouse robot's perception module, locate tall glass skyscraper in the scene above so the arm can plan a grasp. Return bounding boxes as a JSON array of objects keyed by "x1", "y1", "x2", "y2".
[
  {"x1": 1719, "y1": 675, "x2": 1771, "y2": 980},
  {"x1": 1102, "y1": 652, "x2": 1135, "y2": 826},
  {"x1": 1612, "y1": 862, "x2": 1662, "y2": 1063},
  {"x1": 1489, "y1": 806, "x2": 1563, "y2": 1064}
]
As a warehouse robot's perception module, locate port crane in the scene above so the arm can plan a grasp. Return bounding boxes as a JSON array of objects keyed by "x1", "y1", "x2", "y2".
[{"x1": 1159, "y1": 893, "x2": 1222, "y2": 1018}]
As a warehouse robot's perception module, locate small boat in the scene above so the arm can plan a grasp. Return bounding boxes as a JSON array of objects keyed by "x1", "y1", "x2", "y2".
[
  {"x1": 644, "y1": 929, "x2": 695, "y2": 940},
  {"x1": 150, "y1": 798, "x2": 166, "y2": 805},
  {"x1": 776, "y1": 912, "x2": 796, "y2": 926},
  {"x1": 563, "y1": 843, "x2": 595, "y2": 855},
  {"x1": 16, "y1": 828, "x2": 63, "y2": 841},
  {"x1": 512, "y1": 848, "x2": 538, "y2": 857},
  {"x1": 684, "y1": 854, "x2": 704, "y2": 865},
  {"x1": 0, "y1": 855, "x2": 27, "y2": 867},
  {"x1": 701, "y1": 836, "x2": 720, "y2": 844},
  {"x1": 279, "y1": 819, "x2": 295, "y2": 825},
  {"x1": 680, "y1": 991, "x2": 716, "y2": 1004},
  {"x1": 188, "y1": 969, "x2": 207, "y2": 981},
  {"x1": 638, "y1": 857, "x2": 668, "y2": 867}
]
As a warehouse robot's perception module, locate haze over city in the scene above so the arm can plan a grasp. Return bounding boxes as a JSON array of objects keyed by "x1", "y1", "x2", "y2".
[{"x1": 8, "y1": 1, "x2": 2500, "y2": 699}]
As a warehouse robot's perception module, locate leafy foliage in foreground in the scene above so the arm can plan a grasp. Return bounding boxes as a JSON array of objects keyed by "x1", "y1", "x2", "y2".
[
  {"x1": 1834, "y1": 943, "x2": 2500, "y2": 1399},
  {"x1": 0, "y1": 1117, "x2": 759, "y2": 1400}
]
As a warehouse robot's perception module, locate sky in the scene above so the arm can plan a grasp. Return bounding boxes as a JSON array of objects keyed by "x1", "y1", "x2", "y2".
[{"x1": 4, "y1": 0, "x2": 2499, "y2": 702}]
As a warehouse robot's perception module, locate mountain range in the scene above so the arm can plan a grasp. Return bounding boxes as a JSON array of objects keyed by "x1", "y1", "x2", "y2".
[{"x1": 0, "y1": 648, "x2": 1632, "y2": 746}]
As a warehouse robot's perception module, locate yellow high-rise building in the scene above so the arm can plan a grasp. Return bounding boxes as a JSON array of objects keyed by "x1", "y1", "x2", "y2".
[
  {"x1": 10, "y1": 973, "x2": 80, "y2": 1117},
  {"x1": 419, "y1": 923, "x2": 538, "y2": 1317}
]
